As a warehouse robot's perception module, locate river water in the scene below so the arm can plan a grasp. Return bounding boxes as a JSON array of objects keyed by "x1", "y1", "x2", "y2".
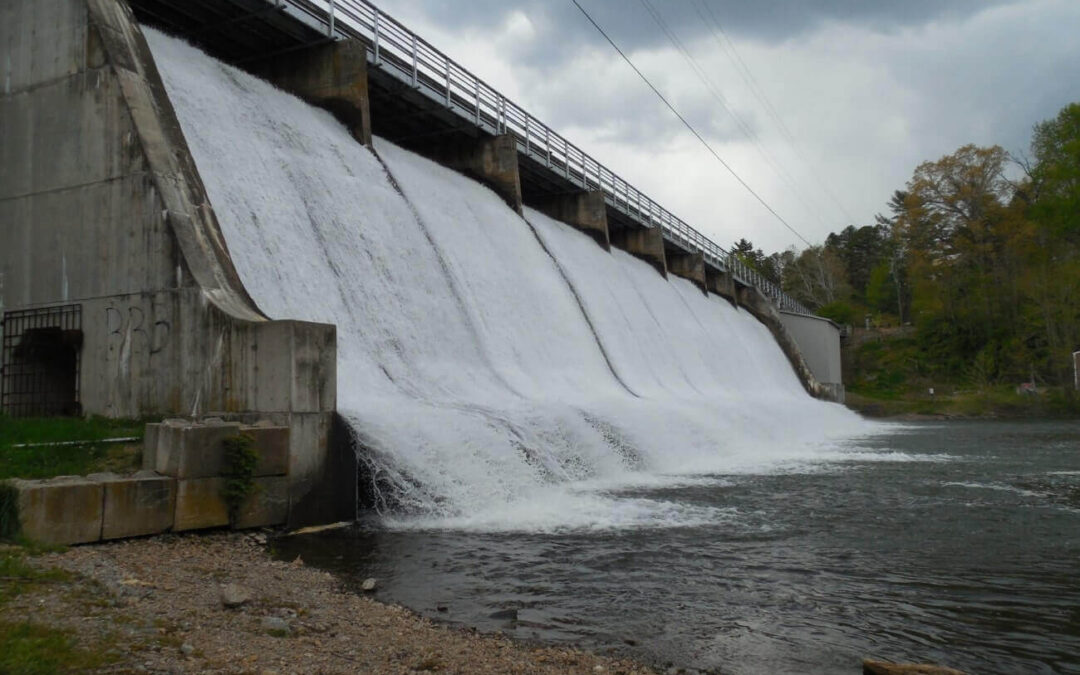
[{"x1": 278, "y1": 421, "x2": 1080, "y2": 674}]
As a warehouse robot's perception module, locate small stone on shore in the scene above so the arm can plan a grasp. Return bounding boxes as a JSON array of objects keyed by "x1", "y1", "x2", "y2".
[
  {"x1": 260, "y1": 616, "x2": 290, "y2": 634},
  {"x1": 220, "y1": 583, "x2": 251, "y2": 608},
  {"x1": 361, "y1": 577, "x2": 377, "y2": 591}
]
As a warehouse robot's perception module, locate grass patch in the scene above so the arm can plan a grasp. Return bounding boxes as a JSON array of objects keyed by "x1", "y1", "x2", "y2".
[
  {"x1": 0, "y1": 550, "x2": 72, "y2": 605},
  {"x1": 0, "y1": 621, "x2": 113, "y2": 674},
  {"x1": 0, "y1": 415, "x2": 144, "y2": 480},
  {"x1": 846, "y1": 385, "x2": 1080, "y2": 418}
]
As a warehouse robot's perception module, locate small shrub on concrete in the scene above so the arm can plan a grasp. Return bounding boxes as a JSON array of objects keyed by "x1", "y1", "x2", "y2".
[{"x1": 221, "y1": 434, "x2": 259, "y2": 525}]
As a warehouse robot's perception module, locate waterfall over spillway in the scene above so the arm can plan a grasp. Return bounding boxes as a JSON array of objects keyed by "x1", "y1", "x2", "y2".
[{"x1": 148, "y1": 30, "x2": 874, "y2": 531}]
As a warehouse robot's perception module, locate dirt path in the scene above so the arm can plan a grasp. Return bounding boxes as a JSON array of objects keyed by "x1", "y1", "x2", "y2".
[{"x1": 1, "y1": 532, "x2": 661, "y2": 674}]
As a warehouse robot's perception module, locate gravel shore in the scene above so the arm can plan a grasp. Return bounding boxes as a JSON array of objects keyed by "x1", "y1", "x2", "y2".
[{"x1": 2, "y1": 532, "x2": 660, "y2": 674}]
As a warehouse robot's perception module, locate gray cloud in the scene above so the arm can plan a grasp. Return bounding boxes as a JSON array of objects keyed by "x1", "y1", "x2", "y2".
[
  {"x1": 396, "y1": 0, "x2": 1017, "y2": 67},
  {"x1": 388, "y1": 0, "x2": 1080, "y2": 250}
]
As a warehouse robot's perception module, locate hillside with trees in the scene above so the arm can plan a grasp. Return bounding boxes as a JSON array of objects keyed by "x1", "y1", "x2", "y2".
[{"x1": 739, "y1": 102, "x2": 1080, "y2": 416}]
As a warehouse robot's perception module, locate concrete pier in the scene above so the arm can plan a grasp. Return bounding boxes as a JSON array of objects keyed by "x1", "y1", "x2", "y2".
[
  {"x1": 250, "y1": 40, "x2": 372, "y2": 147},
  {"x1": 706, "y1": 267, "x2": 736, "y2": 303},
  {"x1": 667, "y1": 251, "x2": 707, "y2": 293},
  {"x1": 533, "y1": 191, "x2": 610, "y2": 249},
  {"x1": 611, "y1": 226, "x2": 667, "y2": 277},
  {"x1": 425, "y1": 134, "x2": 524, "y2": 214}
]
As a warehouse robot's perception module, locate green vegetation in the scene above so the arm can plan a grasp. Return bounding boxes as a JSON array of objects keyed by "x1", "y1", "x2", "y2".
[
  {"x1": 221, "y1": 432, "x2": 259, "y2": 524},
  {"x1": 0, "y1": 621, "x2": 112, "y2": 674},
  {"x1": 0, "y1": 548, "x2": 117, "y2": 673},
  {"x1": 740, "y1": 102, "x2": 1080, "y2": 416},
  {"x1": 0, "y1": 415, "x2": 144, "y2": 480},
  {"x1": 0, "y1": 549, "x2": 72, "y2": 605}
]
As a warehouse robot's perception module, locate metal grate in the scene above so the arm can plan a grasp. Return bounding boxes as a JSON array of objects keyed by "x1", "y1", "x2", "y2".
[{"x1": 1, "y1": 304, "x2": 83, "y2": 417}]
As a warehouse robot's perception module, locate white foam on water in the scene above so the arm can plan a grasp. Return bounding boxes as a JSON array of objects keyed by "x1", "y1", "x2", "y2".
[
  {"x1": 942, "y1": 482, "x2": 1047, "y2": 498},
  {"x1": 148, "y1": 29, "x2": 881, "y2": 532}
]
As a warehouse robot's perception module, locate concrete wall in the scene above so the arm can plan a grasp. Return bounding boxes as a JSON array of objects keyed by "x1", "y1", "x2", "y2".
[
  {"x1": 0, "y1": 0, "x2": 347, "y2": 525},
  {"x1": 778, "y1": 312, "x2": 842, "y2": 385},
  {"x1": 735, "y1": 286, "x2": 843, "y2": 403},
  {"x1": 778, "y1": 311, "x2": 844, "y2": 401}
]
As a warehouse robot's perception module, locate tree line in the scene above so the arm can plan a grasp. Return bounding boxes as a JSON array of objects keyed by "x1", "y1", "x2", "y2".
[{"x1": 736, "y1": 102, "x2": 1080, "y2": 388}]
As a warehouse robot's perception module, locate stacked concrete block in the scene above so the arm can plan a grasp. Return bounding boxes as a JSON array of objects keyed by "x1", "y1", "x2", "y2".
[
  {"x1": 144, "y1": 419, "x2": 291, "y2": 531},
  {"x1": 95, "y1": 471, "x2": 177, "y2": 540},
  {"x1": 13, "y1": 476, "x2": 105, "y2": 546}
]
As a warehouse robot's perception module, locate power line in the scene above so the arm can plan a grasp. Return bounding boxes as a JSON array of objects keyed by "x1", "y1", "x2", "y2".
[
  {"x1": 569, "y1": 0, "x2": 812, "y2": 247},
  {"x1": 692, "y1": 0, "x2": 859, "y2": 225},
  {"x1": 637, "y1": 0, "x2": 834, "y2": 231}
]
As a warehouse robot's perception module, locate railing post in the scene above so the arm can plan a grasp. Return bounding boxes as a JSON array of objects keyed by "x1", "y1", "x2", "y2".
[
  {"x1": 328, "y1": 0, "x2": 335, "y2": 37},
  {"x1": 544, "y1": 127, "x2": 551, "y2": 167},
  {"x1": 474, "y1": 80, "x2": 480, "y2": 125},
  {"x1": 411, "y1": 35, "x2": 418, "y2": 87},
  {"x1": 445, "y1": 61, "x2": 451, "y2": 106},
  {"x1": 525, "y1": 119, "x2": 531, "y2": 155},
  {"x1": 373, "y1": 11, "x2": 380, "y2": 63}
]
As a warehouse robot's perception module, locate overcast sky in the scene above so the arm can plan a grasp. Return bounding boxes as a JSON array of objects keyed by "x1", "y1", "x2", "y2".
[{"x1": 382, "y1": 0, "x2": 1080, "y2": 253}]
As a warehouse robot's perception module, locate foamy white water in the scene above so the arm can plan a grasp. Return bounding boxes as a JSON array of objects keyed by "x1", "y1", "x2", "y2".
[{"x1": 148, "y1": 30, "x2": 878, "y2": 532}]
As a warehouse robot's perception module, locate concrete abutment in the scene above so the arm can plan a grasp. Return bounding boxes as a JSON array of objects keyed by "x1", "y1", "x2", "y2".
[
  {"x1": 1, "y1": 0, "x2": 347, "y2": 528},
  {"x1": 736, "y1": 286, "x2": 842, "y2": 402}
]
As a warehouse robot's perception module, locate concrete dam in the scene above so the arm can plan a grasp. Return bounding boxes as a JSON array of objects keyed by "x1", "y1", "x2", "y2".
[{"x1": 1, "y1": 0, "x2": 859, "y2": 530}]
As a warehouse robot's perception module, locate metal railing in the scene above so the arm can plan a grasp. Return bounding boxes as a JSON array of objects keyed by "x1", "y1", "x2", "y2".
[{"x1": 277, "y1": 0, "x2": 812, "y2": 315}]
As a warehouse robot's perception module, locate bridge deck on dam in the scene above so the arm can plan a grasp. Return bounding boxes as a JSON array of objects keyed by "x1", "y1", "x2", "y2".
[{"x1": 125, "y1": 0, "x2": 810, "y2": 316}]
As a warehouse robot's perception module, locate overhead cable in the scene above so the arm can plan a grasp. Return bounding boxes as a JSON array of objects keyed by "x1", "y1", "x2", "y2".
[{"x1": 569, "y1": 0, "x2": 812, "y2": 247}]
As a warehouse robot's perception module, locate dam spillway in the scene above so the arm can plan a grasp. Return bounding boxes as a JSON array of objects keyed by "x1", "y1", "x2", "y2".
[{"x1": 146, "y1": 29, "x2": 869, "y2": 530}]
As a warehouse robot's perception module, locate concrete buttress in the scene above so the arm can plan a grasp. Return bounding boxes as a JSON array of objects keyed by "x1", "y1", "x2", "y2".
[
  {"x1": 705, "y1": 267, "x2": 736, "y2": 303},
  {"x1": 667, "y1": 251, "x2": 707, "y2": 293},
  {"x1": 249, "y1": 40, "x2": 372, "y2": 147},
  {"x1": 610, "y1": 226, "x2": 667, "y2": 277},
  {"x1": 531, "y1": 190, "x2": 610, "y2": 249},
  {"x1": 424, "y1": 134, "x2": 524, "y2": 214}
]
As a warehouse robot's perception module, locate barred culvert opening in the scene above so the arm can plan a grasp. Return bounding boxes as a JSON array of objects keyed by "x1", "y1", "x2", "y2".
[{"x1": 1, "y1": 305, "x2": 83, "y2": 417}]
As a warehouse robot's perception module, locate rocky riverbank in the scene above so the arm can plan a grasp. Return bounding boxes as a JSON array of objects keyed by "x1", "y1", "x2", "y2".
[{"x1": 1, "y1": 532, "x2": 659, "y2": 674}]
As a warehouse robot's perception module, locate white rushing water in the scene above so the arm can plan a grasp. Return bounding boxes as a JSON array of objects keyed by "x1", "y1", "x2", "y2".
[{"x1": 148, "y1": 30, "x2": 877, "y2": 532}]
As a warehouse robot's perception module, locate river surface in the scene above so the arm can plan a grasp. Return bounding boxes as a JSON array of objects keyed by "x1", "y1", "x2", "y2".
[{"x1": 277, "y1": 421, "x2": 1080, "y2": 674}]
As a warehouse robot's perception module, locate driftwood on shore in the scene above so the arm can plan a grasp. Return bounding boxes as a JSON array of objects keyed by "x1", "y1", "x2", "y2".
[{"x1": 863, "y1": 658, "x2": 969, "y2": 675}]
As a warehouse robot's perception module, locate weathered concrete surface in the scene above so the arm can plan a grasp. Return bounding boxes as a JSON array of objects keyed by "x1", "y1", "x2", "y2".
[
  {"x1": 173, "y1": 478, "x2": 230, "y2": 531},
  {"x1": 705, "y1": 266, "x2": 736, "y2": 303},
  {"x1": 423, "y1": 134, "x2": 523, "y2": 214},
  {"x1": 610, "y1": 226, "x2": 667, "y2": 277},
  {"x1": 144, "y1": 420, "x2": 289, "y2": 480},
  {"x1": 736, "y1": 286, "x2": 841, "y2": 403},
  {"x1": 243, "y1": 425, "x2": 290, "y2": 477},
  {"x1": 0, "y1": 0, "x2": 342, "y2": 526},
  {"x1": 250, "y1": 39, "x2": 371, "y2": 146},
  {"x1": 234, "y1": 476, "x2": 289, "y2": 529},
  {"x1": 14, "y1": 477, "x2": 104, "y2": 545},
  {"x1": 98, "y1": 471, "x2": 176, "y2": 540},
  {"x1": 779, "y1": 310, "x2": 844, "y2": 401},
  {"x1": 173, "y1": 476, "x2": 288, "y2": 532},
  {"x1": 532, "y1": 191, "x2": 610, "y2": 249},
  {"x1": 667, "y1": 250, "x2": 706, "y2": 293}
]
